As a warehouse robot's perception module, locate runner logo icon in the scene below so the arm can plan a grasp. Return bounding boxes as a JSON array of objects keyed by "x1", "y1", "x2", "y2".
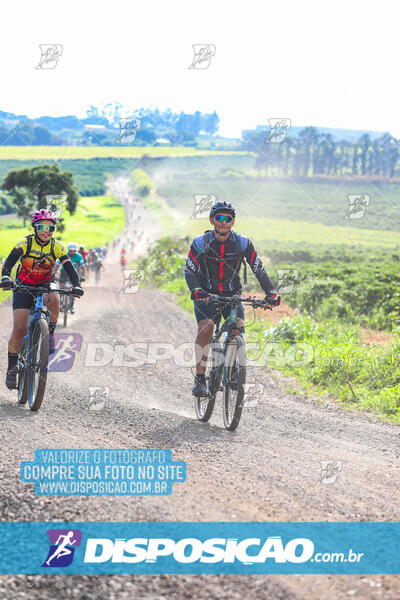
[{"x1": 42, "y1": 529, "x2": 82, "y2": 567}]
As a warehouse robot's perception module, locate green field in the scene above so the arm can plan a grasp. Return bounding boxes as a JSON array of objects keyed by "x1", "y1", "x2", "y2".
[
  {"x1": 158, "y1": 178, "x2": 400, "y2": 232},
  {"x1": 139, "y1": 165, "x2": 400, "y2": 337},
  {"x1": 144, "y1": 193, "x2": 400, "y2": 250},
  {"x1": 0, "y1": 146, "x2": 251, "y2": 160},
  {"x1": 0, "y1": 195, "x2": 124, "y2": 259}
]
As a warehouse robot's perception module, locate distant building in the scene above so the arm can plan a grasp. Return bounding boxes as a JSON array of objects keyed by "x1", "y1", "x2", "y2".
[{"x1": 84, "y1": 124, "x2": 106, "y2": 130}]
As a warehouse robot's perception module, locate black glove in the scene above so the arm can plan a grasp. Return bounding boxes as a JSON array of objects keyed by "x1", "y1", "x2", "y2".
[
  {"x1": 264, "y1": 292, "x2": 281, "y2": 307},
  {"x1": 72, "y1": 286, "x2": 84, "y2": 297},
  {"x1": 191, "y1": 288, "x2": 209, "y2": 300},
  {"x1": 0, "y1": 277, "x2": 14, "y2": 290}
]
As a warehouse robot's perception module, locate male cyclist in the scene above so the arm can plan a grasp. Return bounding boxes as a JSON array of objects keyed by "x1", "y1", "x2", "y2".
[
  {"x1": 185, "y1": 201, "x2": 279, "y2": 396},
  {"x1": 91, "y1": 251, "x2": 105, "y2": 282},
  {"x1": 0, "y1": 209, "x2": 84, "y2": 389},
  {"x1": 54, "y1": 242, "x2": 86, "y2": 314},
  {"x1": 79, "y1": 244, "x2": 88, "y2": 263},
  {"x1": 95, "y1": 246, "x2": 104, "y2": 260},
  {"x1": 86, "y1": 248, "x2": 96, "y2": 278}
]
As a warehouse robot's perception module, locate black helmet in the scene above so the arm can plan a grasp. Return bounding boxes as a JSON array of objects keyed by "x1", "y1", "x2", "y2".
[{"x1": 209, "y1": 201, "x2": 236, "y2": 218}]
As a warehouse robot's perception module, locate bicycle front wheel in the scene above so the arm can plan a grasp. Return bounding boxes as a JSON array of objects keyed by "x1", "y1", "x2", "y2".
[
  {"x1": 223, "y1": 335, "x2": 246, "y2": 431},
  {"x1": 17, "y1": 338, "x2": 28, "y2": 405},
  {"x1": 27, "y1": 318, "x2": 49, "y2": 411},
  {"x1": 194, "y1": 340, "x2": 222, "y2": 422},
  {"x1": 63, "y1": 295, "x2": 69, "y2": 327}
]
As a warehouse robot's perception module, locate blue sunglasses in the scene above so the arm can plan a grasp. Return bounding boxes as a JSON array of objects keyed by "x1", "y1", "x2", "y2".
[{"x1": 215, "y1": 214, "x2": 234, "y2": 223}]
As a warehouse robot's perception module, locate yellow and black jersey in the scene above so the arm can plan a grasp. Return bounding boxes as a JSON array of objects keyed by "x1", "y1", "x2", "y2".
[{"x1": 14, "y1": 234, "x2": 68, "y2": 285}]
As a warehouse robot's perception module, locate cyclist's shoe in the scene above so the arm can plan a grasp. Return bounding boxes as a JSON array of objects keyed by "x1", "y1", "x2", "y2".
[
  {"x1": 48, "y1": 333, "x2": 56, "y2": 355},
  {"x1": 70, "y1": 307, "x2": 75, "y2": 314},
  {"x1": 192, "y1": 374, "x2": 208, "y2": 397},
  {"x1": 5, "y1": 367, "x2": 18, "y2": 390}
]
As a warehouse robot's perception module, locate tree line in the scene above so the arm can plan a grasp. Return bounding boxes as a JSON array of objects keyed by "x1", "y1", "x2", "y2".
[
  {"x1": 243, "y1": 126, "x2": 400, "y2": 178},
  {"x1": 0, "y1": 105, "x2": 220, "y2": 146}
]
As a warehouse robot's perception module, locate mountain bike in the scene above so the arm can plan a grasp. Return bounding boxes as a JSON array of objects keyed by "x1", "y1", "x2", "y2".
[
  {"x1": 59, "y1": 269, "x2": 84, "y2": 327},
  {"x1": 93, "y1": 262, "x2": 103, "y2": 285},
  {"x1": 194, "y1": 294, "x2": 275, "y2": 431},
  {"x1": 4, "y1": 282, "x2": 75, "y2": 411},
  {"x1": 59, "y1": 279, "x2": 72, "y2": 327}
]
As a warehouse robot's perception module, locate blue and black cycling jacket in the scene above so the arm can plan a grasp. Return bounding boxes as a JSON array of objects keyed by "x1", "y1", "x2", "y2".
[{"x1": 185, "y1": 230, "x2": 274, "y2": 295}]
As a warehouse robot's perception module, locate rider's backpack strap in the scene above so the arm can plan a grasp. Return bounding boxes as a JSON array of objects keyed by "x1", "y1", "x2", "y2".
[
  {"x1": 238, "y1": 233, "x2": 248, "y2": 284},
  {"x1": 196, "y1": 230, "x2": 212, "y2": 254},
  {"x1": 230, "y1": 231, "x2": 248, "y2": 285},
  {"x1": 15, "y1": 234, "x2": 33, "y2": 279},
  {"x1": 50, "y1": 237, "x2": 56, "y2": 261},
  {"x1": 195, "y1": 231, "x2": 213, "y2": 290},
  {"x1": 23, "y1": 234, "x2": 33, "y2": 258}
]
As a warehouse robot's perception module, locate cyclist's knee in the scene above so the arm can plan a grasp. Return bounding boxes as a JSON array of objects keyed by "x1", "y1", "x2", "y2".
[
  {"x1": 47, "y1": 292, "x2": 59, "y2": 308},
  {"x1": 11, "y1": 323, "x2": 28, "y2": 340},
  {"x1": 198, "y1": 319, "x2": 214, "y2": 336}
]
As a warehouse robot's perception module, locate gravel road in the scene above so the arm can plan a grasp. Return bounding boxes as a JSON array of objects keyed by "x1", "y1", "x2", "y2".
[{"x1": 0, "y1": 179, "x2": 399, "y2": 599}]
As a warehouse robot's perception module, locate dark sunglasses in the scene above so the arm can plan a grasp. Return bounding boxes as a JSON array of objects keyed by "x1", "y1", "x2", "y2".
[
  {"x1": 215, "y1": 214, "x2": 234, "y2": 223},
  {"x1": 36, "y1": 223, "x2": 56, "y2": 233}
]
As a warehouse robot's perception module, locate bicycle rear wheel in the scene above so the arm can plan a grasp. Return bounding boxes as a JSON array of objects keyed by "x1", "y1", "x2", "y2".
[
  {"x1": 27, "y1": 318, "x2": 49, "y2": 411},
  {"x1": 61, "y1": 285, "x2": 70, "y2": 327},
  {"x1": 17, "y1": 338, "x2": 28, "y2": 404},
  {"x1": 223, "y1": 335, "x2": 246, "y2": 431},
  {"x1": 194, "y1": 340, "x2": 222, "y2": 422},
  {"x1": 63, "y1": 298, "x2": 68, "y2": 327}
]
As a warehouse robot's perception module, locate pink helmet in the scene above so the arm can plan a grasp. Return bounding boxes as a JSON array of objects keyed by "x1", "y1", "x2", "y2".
[{"x1": 31, "y1": 209, "x2": 57, "y2": 227}]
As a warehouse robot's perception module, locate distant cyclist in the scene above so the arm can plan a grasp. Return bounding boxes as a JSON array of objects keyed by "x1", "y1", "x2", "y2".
[
  {"x1": 54, "y1": 242, "x2": 86, "y2": 314},
  {"x1": 185, "y1": 201, "x2": 279, "y2": 397},
  {"x1": 86, "y1": 248, "x2": 96, "y2": 277},
  {"x1": 79, "y1": 244, "x2": 88, "y2": 263},
  {"x1": 95, "y1": 246, "x2": 104, "y2": 260},
  {"x1": 120, "y1": 248, "x2": 127, "y2": 269},
  {"x1": 0, "y1": 210, "x2": 84, "y2": 389},
  {"x1": 91, "y1": 251, "x2": 105, "y2": 283}
]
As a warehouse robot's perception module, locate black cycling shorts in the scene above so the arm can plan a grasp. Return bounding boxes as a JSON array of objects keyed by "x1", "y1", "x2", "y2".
[
  {"x1": 194, "y1": 296, "x2": 245, "y2": 324},
  {"x1": 12, "y1": 280, "x2": 52, "y2": 310},
  {"x1": 58, "y1": 270, "x2": 69, "y2": 282}
]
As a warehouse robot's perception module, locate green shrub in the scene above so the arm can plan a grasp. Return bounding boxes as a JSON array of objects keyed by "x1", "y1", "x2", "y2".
[{"x1": 131, "y1": 168, "x2": 153, "y2": 197}]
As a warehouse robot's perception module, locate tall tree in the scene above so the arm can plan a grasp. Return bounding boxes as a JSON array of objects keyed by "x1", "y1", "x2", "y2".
[
  {"x1": 2, "y1": 164, "x2": 79, "y2": 230},
  {"x1": 298, "y1": 127, "x2": 319, "y2": 176}
]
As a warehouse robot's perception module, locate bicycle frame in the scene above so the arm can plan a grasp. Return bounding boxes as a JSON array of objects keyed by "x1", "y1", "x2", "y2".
[
  {"x1": 194, "y1": 293, "x2": 277, "y2": 429},
  {"x1": 25, "y1": 292, "x2": 50, "y2": 397},
  {"x1": 13, "y1": 283, "x2": 74, "y2": 409},
  {"x1": 210, "y1": 300, "x2": 244, "y2": 388}
]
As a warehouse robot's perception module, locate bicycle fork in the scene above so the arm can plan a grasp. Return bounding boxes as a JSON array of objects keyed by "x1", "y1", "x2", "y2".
[{"x1": 222, "y1": 333, "x2": 244, "y2": 387}]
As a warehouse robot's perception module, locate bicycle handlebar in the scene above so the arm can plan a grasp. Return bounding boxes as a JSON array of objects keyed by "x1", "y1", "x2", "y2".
[
  {"x1": 0, "y1": 282, "x2": 77, "y2": 296},
  {"x1": 208, "y1": 294, "x2": 278, "y2": 309}
]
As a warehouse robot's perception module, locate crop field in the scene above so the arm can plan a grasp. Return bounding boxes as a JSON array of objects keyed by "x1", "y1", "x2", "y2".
[
  {"x1": 157, "y1": 177, "x2": 400, "y2": 232},
  {"x1": 0, "y1": 146, "x2": 251, "y2": 160}
]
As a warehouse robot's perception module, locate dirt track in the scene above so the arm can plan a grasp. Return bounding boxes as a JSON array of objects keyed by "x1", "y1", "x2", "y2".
[{"x1": 0, "y1": 179, "x2": 399, "y2": 599}]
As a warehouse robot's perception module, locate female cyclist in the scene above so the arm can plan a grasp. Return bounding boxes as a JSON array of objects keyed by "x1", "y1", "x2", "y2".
[{"x1": 0, "y1": 209, "x2": 84, "y2": 389}]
